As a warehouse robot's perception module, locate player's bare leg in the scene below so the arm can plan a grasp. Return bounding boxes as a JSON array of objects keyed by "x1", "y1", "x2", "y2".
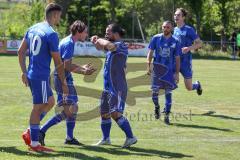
[{"x1": 184, "y1": 78, "x2": 202, "y2": 95}]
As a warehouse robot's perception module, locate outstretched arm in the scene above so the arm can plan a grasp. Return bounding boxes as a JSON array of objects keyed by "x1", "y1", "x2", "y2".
[{"x1": 64, "y1": 59, "x2": 96, "y2": 75}]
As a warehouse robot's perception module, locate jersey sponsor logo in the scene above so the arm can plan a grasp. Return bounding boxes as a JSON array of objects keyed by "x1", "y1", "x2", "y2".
[{"x1": 158, "y1": 47, "x2": 170, "y2": 58}]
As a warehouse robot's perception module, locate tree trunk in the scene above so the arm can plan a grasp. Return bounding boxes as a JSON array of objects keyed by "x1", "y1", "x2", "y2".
[{"x1": 109, "y1": 0, "x2": 116, "y2": 23}]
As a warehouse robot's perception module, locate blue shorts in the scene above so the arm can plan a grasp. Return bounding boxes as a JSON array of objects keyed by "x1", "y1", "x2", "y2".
[
  {"x1": 180, "y1": 54, "x2": 193, "y2": 79},
  {"x1": 54, "y1": 76, "x2": 78, "y2": 106},
  {"x1": 151, "y1": 63, "x2": 177, "y2": 91},
  {"x1": 28, "y1": 78, "x2": 53, "y2": 104},
  {"x1": 100, "y1": 90, "x2": 127, "y2": 114}
]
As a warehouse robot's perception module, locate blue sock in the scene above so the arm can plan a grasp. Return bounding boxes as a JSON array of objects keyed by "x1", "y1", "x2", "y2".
[
  {"x1": 165, "y1": 92, "x2": 172, "y2": 113},
  {"x1": 192, "y1": 83, "x2": 199, "y2": 90},
  {"x1": 40, "y1": 112, "x2": 66, "y2": 133},
  {"x1": 152, "y1": 92, "x2": 159, "y2": 107},
  {"x1": 116, "y1": 116, "x2": 133, "y2": 138},
  {"x1": 40, "y1": 112, "x2": 47, "y2": 121},
  {"x1": 66, "y1": 117, "x2": 76, "y2": 140},
  {"x1": 101, "y1": 118, "x2": 112, "y2": 140},
  {"x1": 30, "y1": 124, "x2": 40, "y2": 142}
]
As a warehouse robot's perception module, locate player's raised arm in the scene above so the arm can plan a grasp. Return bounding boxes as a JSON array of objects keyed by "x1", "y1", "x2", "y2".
[
  {"x1": 18, "y1": 38, "x2": 28, "y2": 87},
  {"x1": 91, "y1": 36, "x2": 116, "y2": 52}
]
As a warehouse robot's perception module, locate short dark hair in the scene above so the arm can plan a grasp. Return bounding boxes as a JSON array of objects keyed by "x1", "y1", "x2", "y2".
[
  {"x1": 45, "y1": 3, "x2": 62, "y2": 18},
  {"x1": 108, "y1": 23, "x2": 126, "y2": 37},
  {"x1": 163, "y1": 20, "x2": 173, "y2": 26},
  {"x1": 176, "y1": 8, "x2": 188, "y2": 17},
  {"x1": 70, "y1": 20, "x2": 87, "y2": 35}
]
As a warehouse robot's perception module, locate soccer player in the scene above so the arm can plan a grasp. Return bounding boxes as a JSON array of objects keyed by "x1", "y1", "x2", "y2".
[
  {"x1": 18, "y1": 3, "x2": 68, "y2": 152},
  {"x1": 173, "y1": 8, "x2": 203, "y2": 95},
  {"x1": 38, "y1": 20, "x2": 96, "y2": 146},
  {"x1": 147, "y1": 21, "x2": 181, "y2": 124},
  {"x1": 91, "y1": 23, "x2": 137, "y2": 148}
]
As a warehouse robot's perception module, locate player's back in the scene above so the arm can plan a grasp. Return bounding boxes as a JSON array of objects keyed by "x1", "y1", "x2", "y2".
[{"x1": 25, "y1": 22, "x2": 59, "y2": 80}]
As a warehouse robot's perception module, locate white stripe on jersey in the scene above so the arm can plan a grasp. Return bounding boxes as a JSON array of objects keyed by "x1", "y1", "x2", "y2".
[
  {"x1": 117, "y1": 91, "x2": 122, "y2": 110},
  {"x1": 42, "y1": 81, "x2": 47, "y2": 103}
]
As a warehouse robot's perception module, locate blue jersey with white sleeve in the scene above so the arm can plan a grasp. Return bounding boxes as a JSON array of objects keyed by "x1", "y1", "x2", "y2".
[{"x1": 25, "y1": 22, "x2": 59, "y2": 80}]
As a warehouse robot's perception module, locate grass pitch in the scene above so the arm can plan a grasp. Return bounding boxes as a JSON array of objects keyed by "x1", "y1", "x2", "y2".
[{"x1": 0, "y1": 55, "x2": 239, "y2": 160}]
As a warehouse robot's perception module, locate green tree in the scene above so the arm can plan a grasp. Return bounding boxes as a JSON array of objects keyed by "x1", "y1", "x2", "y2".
[{"x1": 0, "y1": 1, "x2": 46, "y2": 38}]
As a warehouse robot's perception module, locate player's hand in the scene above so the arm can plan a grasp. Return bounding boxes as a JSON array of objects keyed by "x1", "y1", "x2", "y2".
[
  {"x1": 94, "y1": 39, "x2": 105, "y2": 50},
  {"x1": 182, "y1": 47, "x2": 190, "y2": 54},
  {"x1": 84, "y1": 68, "x2": 96, "y2": 75},
  {"x1": 90, "y1": 35, "x2": 99, "y2": 43},
  {"x1": 147, "y1": 65, "x2": 152, "y2": 76},
  {"x1": 62, "y1": 81, "x2": 69, "y2": 103},
  {"x1": 82, "y1": 63, "x2": 96, "y2": 75},
  {"x1": 21, "y1": 73, "x2": 29, "y2": 87},
  {"x1": 174, "y1": 73, "x2": 179, "y2": 84}
]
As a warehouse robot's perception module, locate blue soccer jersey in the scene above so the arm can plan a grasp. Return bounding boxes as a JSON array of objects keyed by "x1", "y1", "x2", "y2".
[
  {"x1": 56, "y1": 35, "x2": 75, "y2": 82},
  {"x1": 148, "y1": 33, "x2": 181, "y2": 71},
  {"x1": 173, "y1": 24, "x2": 199, "y2": 55},
  {"x1": 148, "y1": 33, "x2": 181, "y2": 90},
  {"x1": 103, "y1": 41, "x2": 128, "y2": 92},
  {"x1": 173, "y1": 24, "x2": 199, "y2": 79},
  {"x1": 101, "y1": 40, "x2": 128, "y2": 114},
  {"x1": 25, "y1": 22, "x2": 59, "y2": 80},
  {"x1": 54, "y1": 35, "x2": 78, "y2": 106}
]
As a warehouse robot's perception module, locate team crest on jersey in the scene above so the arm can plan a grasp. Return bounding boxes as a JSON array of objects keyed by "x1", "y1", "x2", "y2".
[{"x1": 158, "y1": 47, "x2": 170, "y2": 57}]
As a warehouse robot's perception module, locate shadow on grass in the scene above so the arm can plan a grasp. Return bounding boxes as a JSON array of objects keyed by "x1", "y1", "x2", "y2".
[
  {"x1": 0, "y1": 146, "x2": 109, "y2": 160},
  {"x1": 61, "y1": 144, "x2": 193, "y2": 159},
  {"x1": 172, "y1": 123, "x2": 233, "y2": 132},
  {"x1": 193, "y1": 111, "x2": 240, "y2": 121},
  {"x1": 0, "y1": 53, "x2": 17, "y2": 57}
]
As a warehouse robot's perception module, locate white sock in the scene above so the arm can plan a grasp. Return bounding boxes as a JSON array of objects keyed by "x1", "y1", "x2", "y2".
[
  {"x1": 31, "y1": 141, "x2": 39, "y2": 147},
  {"x1": 66, "y1": 136, "x2": 72, "y2": 141}
]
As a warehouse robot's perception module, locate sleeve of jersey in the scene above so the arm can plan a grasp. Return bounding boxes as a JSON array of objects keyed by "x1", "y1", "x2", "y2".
[
  {"x1": 189, "y1": 28, "x2": 199, "y2": 41},
  {"x1": 62, "y1": 43, "x2": 74, "y2": 60},
  {"x1": 114, "y1": 42, "x2": 127, "y2": 55},
  {"x1": 48, "y1": 33, "x2": 59, "y2": 53},
  {"x1": 148, "y1": 36, "x2": 156, "y2": 50}
]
